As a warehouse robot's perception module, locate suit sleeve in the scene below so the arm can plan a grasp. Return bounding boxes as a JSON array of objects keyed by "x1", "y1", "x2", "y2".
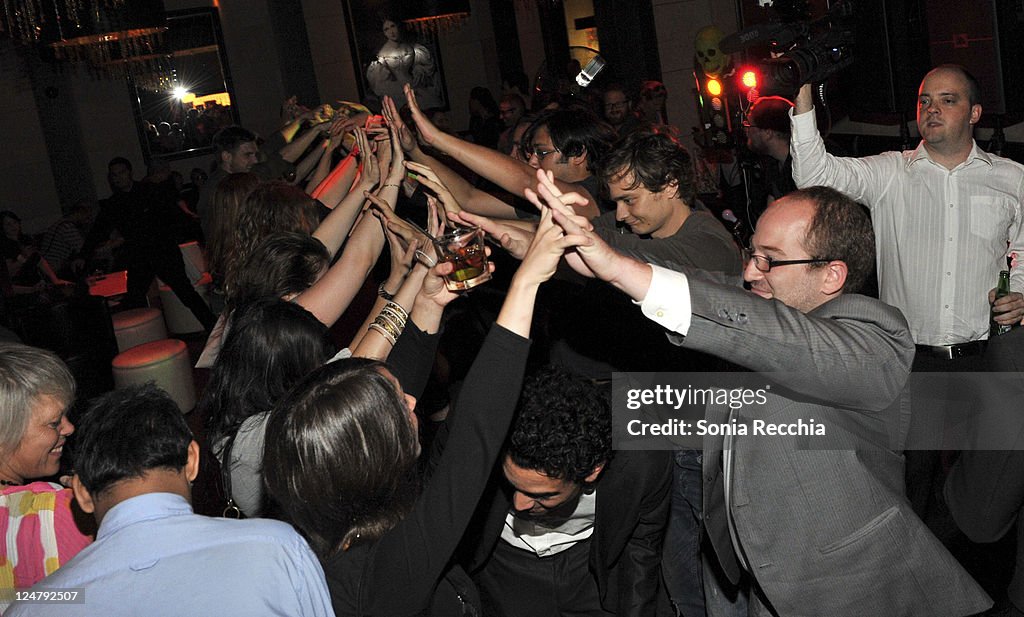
[{"x1": 641, "y1": 265, "x2": 914, "y2": 412}]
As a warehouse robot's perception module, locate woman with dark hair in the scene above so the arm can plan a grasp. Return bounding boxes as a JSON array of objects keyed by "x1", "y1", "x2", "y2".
[
  {"x1": 263, "y1": 194, "x2": 570, "y2": 616},
  {"x1": 198, "y1": 124, "x2": 414, "y2": 367},
  {"x1": 228, "y1": 181, "x2": 323, "y2": 288},
  {"x1": 200, "y1": 298, "x2": 336, "y2": 517},
  {"x1": 204, "y1": 172, "x2": 261, "y2": 290},
  {"x1": 225, "y1": 232, "x2": 330, "y2": 312}
]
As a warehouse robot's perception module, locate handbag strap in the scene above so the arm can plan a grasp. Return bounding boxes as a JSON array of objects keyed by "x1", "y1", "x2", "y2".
[{"x1": 220, "y1": 432, "x2": 243, "y2": 519}]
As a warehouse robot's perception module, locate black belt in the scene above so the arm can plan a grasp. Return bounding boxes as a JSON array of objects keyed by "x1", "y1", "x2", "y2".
[{"x1": 915, "y1": 340, "x2": 987, "y2": 360}]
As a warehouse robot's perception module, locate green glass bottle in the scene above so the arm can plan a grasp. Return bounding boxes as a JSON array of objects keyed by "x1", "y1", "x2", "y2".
[{"x1": 991, "y1": 270, "x2": 1012, "y2": 337}]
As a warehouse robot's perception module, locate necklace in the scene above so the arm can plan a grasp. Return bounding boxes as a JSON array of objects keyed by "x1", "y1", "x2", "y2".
[{"x1": 0, "y1": 479, "x2": 22, "y2": 487}]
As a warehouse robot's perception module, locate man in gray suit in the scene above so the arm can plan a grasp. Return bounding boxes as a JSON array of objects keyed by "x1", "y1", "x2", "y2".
[{"x1": 536, "y1": 177, "x2": 991, "y2": 616}]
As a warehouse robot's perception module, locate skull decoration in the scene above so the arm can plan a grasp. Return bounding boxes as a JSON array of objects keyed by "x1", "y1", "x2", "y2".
[{"x1": 695, "y1": 26, "x2": 728, "y2": 78}]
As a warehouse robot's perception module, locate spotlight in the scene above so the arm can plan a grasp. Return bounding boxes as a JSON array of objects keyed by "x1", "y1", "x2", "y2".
[
  {"x1": 173, "y1": 87, "x2": 188, "y2": 100},
  {"x1": 707, "y1": 78, "x2": 722, "y2": 97},
  {"x1": 741, "y1": 69, "x2": 758, "y2": 90}
]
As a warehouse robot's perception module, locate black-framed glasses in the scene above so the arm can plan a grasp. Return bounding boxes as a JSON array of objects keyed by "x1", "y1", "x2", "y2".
[
  {"x1": 530, "y1": 146, "x2": 559, "y2": 158},
  {"x1": 743, "y1": 248, "x2": 833, "y2": 272}
]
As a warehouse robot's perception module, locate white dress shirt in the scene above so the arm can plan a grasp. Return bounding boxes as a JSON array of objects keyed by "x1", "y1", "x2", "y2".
[{"x1": 790, "y1": 109, "x2": 1024, "y2": 345}]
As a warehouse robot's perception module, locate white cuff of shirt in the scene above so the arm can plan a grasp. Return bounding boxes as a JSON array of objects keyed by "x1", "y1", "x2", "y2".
[
  {"x1": 789, "y1": 106, "x2": 818, "y2": 142},
  {"x1": 638, "y1": 264, "x2": 693, "y2": 336}
]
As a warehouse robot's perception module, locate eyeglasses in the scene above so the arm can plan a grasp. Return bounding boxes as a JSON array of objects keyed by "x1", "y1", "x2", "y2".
[
  {"x1": 530, "y1": 146, "x2": 559, "y2": 158},
  {"x1": 743, "y1": 248, "x2": 834, "y2": 272},
  {"x1": 604, "y1": 101, "x2": 629, "y2": 110}
]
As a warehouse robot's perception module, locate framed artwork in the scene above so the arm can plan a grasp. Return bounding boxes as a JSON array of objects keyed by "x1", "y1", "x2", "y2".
[
  {"x1": 128, "y1": 8, "x2": 239, "y2": 162},
  {"x1": 342, "y1": 1, "x2": 449, "y2": 112}
]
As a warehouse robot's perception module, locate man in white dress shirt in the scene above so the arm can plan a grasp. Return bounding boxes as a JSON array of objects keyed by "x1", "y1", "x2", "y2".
[{"x1": 790, "y1": 64, "x2": 1024, "y2": 356}]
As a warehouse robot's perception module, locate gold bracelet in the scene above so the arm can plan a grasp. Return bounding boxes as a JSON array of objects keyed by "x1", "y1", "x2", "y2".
[
  {"x1": 383, "y1": 300, "x2": 409, "y2": 322},
  {"x1": 375, "y1": 311, "x2": 403, "y2": 337},
  {"x1": 370, "y1": 315, "x2": 400, "y2": 342},
  {"x1": 369, "y1": 322, "x2": 397, "y2": 345},
  {"x1": 379, "y1": 310, "x2": 407, "y2": 334}
]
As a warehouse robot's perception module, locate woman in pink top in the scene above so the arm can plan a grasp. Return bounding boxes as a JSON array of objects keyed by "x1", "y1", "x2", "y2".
[{"x1": 0, "y1": 344, "x2": 91, "y2": 595}]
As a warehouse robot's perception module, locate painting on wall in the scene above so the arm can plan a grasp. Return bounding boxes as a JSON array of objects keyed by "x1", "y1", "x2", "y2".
[{"x1": 342, "y1": 1, "x2": 449, "y2": 112}]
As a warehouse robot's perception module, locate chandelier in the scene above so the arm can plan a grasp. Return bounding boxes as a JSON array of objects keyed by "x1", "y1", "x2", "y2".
[{"x1": 1, "y1": 0, "x2": 167, "y2": 70}]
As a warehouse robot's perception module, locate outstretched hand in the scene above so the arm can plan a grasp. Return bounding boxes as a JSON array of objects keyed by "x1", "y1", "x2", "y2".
[
  {"x1": 449, "y1": 210, "x2": 532, "y2": 260},
  {"x1": 524, "y1": 169, "x2": 592, "y2": 221},
  {"x1": 404, "y1": 83, "x2": 441, "y2": 148},
  {"x1": 514, "y1": 205, "x2": 572, "y2": 288},
  {"x1": 353, "y1": 128, "x2": 380, "y2": 190},
  {"x1": 529, "y1": 168, "x2": 618, "y2": 280},
  {"x1": 406, "y1": 161, "x2": 461, "y2": 219},
  {"x1": 365, "y1": 191, "x2": 430, "y2": 251},
  {"x1": 382, "y1": 95, "x2": 418, "y2": 154}
]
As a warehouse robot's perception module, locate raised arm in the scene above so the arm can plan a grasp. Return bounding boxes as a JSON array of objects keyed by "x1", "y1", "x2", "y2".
[
  {"x1": 382, "y1": 95, "x2": 519, "y2": 218},
  {"x1": 404, "y1": 85, "x2": 598, "y2": 215},
  {"x1": 279, "y1": 119, "x2": 328, "y2": 163},
  {"x1": 361, "y1": 181, "x2": 571, "y2": 615},
  {"x1": 312, "y1": 128, "x2": 378, "y2": 255},
  {"x1": 297, "y1": 209, "x2": 384, "y2": 327},
  {"x1": 790, "y1": 84, "x2": 896, "y2": 206}
]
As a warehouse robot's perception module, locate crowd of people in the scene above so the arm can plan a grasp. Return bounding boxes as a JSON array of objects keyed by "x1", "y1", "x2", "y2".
[{"x1": 0, "y1": 61, "x2": 1021, "y2": 617}]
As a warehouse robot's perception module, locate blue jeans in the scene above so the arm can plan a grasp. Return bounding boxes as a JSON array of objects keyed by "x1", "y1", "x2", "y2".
[{"x1": 664, "y1": 449, "x2": 749, "y2": 617}]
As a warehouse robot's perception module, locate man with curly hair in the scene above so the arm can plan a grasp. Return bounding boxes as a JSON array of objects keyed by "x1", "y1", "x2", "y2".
[{"x1": 461, "y1": 367, "x2": 672, "y2": 616}]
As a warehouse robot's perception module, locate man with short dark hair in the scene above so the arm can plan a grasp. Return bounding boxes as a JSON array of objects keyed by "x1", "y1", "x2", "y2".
[
  {"x1": 538, "y1": 177, "x2": 991, "y2": 616},
  {"x1": 196, "y1": 125, "x2": 259, "y2": 237},
  {"x1": 602, "y1": 84, "x2": 638, "y2": 135},
  {"x1": 8, "y1": 384, "x2": 334, "y2": 617},
  {"x1": 498, "y1": 93, "x2": 527, "y2": 156},
  {"x1": 463, "y1": 368, "x2": 672, "y2": 617},
  {"x1": 743, "y1": 96, "x2": 796, "y2": 225}
]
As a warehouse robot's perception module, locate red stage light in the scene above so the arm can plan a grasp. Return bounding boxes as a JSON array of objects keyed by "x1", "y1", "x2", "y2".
[{"x1": 741, "y1": 69, "x2": 758, "y2": 89}]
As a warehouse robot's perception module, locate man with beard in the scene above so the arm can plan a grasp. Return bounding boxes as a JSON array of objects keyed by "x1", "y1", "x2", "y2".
[
  {"x1": 602, "y1": 84, "x2": 641, "y2": 137},
  {"x1": 462, "y1": 367, "x2": 672, "y2": 616}
]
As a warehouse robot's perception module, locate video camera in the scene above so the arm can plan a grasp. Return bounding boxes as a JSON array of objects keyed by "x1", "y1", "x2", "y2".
[{"x1": 721, "y1": 0, "x2": 855, "y2": 99}]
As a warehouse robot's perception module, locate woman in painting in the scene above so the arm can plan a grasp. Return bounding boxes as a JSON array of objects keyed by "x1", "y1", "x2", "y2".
[{"x1": 366, "y1": 16, "x2": 443, "y2": 109}]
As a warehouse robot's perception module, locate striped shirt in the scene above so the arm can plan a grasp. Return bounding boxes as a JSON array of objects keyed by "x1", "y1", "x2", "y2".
[
  {"x1": 791, "y1": 110, "x2": 1024, "y2": 345},
  {"x1": 0, "y1": 482, "x2": 91, "y2": 609}
]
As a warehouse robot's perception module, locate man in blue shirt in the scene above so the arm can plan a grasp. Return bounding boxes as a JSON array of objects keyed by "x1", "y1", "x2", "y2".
[{"x1": 8, "y1": 384, "x2": 334, "y2": 617}]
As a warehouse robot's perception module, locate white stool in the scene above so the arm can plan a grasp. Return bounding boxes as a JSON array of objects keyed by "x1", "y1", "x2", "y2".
[
  {"x1": 112, "y1": 339, "x2": 197, "y2": 413},
  {"x1": 112, "y1": 308, "x2": 167, "y2": 353},
  {"x1": 158, "y1": 273, "x2": 212, "y2": 335}
]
